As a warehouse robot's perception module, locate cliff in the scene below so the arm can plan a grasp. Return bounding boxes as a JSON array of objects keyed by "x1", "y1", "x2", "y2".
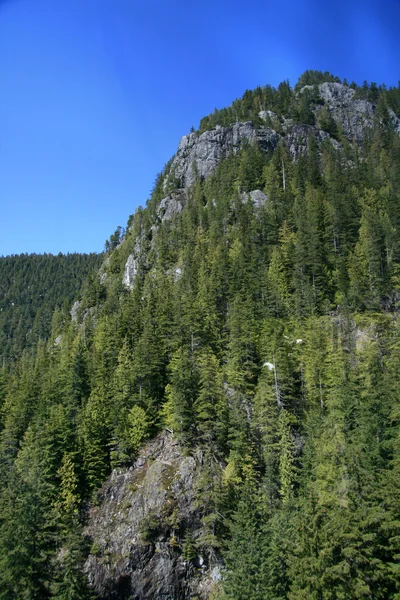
[
  {"x1": 122, "y1": 81, "x2": 400, "y2": 289},
  {"x1": 85, "y1": 432, "x2": 222, "y2": 599}
]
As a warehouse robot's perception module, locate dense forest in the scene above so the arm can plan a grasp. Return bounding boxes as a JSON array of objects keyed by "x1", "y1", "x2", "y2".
[
  {"x1": 1, "y1": 71, "x2": 400, "y2": 599},
  {"x1": 0, "y1": 252, "x2": 103, "y2": 363}
]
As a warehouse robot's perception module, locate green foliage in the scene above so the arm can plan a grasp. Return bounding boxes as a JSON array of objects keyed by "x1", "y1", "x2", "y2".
[
  {"x1": 104, "y1": 225, "x2": 125, "y2": 252},
  {"x1": 0, "y1": 252, "x2": 102, "y2": 363},
  {"x1": 51, "y1": 528, "x2": 92, "y2": 600},
  {"x1": 223, "y1": 475, "x2": 269, "y2": 600},
  {"x1": 128, "y1": 405, "x2": 151, "y2": 454},
  {"x1": 1, "y1": 70, "x2": 400, "y2": 598},
  {"x1": 295, "y1": 70, "x2": 341, "y2": 90},
  {"x1": 198, "y1": 81, "x2": 295, "y2": 131},
  {"x1": 55, "y1": 453, "x2": 80, "y2": 527},
  {"x1": 0, "y1": 426, "x2": 57, "y2": 599},
  {"x1": 80, "y1": 389, "x2": 111, "y2": 492},
  {"x1": 317, "y1": 105, "x2": 339, "y2": 138},
  {"x1": 181, "y1": 529, "x2": 197, "y2": 561}
]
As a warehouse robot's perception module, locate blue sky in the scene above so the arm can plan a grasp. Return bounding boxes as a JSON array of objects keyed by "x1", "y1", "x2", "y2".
[{"x1": 0, "y1": 0, "x2": 399, "y2": 255}]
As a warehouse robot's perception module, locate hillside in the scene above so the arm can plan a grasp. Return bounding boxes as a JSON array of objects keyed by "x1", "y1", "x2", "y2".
[
  {"x1": 1, "y1": 71, "x2": 400, "y2": 599},
  {"x1": 0, "y1": 252, "x2": 103, "y2": 363}
]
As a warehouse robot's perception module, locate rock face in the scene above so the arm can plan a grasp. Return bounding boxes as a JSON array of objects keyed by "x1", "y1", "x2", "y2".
[
  {"x1": 303, "y1": 81, "x2": 400, "y2": 142},
  {"x1": 70, "y1": 300, "x2": 81, "y2": 323},
  {"x1": 285, "y1": 123, "x2": 341, "y2": 160},
  {"x1": 156, "y1": 190, "x2": 186, "y2": 224},
  {"x1": 167, "y1": 89, "x2": 360, "y2": 193},
  {"x1": 122, "y1": 254, "x2": 139, "y2": 289},
  {"x1": 169, "y1": 122, "x2": 280, "y2": 188},
  {"x1": 85, "y1": 432, "x2": 222, "y2": 600},
  {"x1": 168, "y1": 81, "x2": 400, "y2": 193},
  {"x1": 316, "y1": 82, "x2": 375, "y2": 142},
  {"x1": 240, "y1": 189, "x2": 267, "y2": 208},
  {"x1": 122, "y1": 81, "x2": 400, "y2": 290},
  {"x1": 123, "y1": 190, "x2": 187, "y2": 289},
  {"x1": 391, "y1": 110, "x2": 400, "y2": 136}
]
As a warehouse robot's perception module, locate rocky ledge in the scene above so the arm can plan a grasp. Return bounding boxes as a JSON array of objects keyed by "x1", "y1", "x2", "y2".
[{"x1": 85, "y1": 432, "x2": 222, "y2": 599}]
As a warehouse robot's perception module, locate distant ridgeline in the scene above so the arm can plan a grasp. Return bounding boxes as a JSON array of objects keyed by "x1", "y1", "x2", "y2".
[
  {"x1": 0, "y1": 252, "x2": 102, "y2": 362},
  {"x1": 1, "y1": 70, "x2": 400, "y2": 600}
]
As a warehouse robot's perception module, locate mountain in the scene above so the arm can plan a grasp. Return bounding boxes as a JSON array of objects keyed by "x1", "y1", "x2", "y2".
[{"x1": 1, "y1": 71, "x2": 400, "y2": 599}]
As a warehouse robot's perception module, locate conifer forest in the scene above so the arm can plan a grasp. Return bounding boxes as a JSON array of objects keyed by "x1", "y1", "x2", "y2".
[{"x1": 1, "y1": 71, "x2": 400, "y2": 599}]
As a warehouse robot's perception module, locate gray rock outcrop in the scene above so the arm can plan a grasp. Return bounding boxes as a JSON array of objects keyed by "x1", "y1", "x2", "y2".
[
  {"x1": 123, "y1": 190, "x2": 187, "y2": 289},
  {"x1": 316, "y1": 82, "x2": 375, "y2": 142},
  {"x1": 156, "y1": 189, "x2": 186, "y2": 223},
  {"x1": 99, "y1": 257, "x2": 110, "y2": 285},
  {"x1": 85, "y1": 432, "x2": 222, "y2": 599},
  {"x1": 121, "y1": 81, "x2": 400, "y2": 291},
  {"x1": 241, "y1": 189, "x2": 267, "y2": 208},
  {"x1": 122, "y1": 254, "x2": 139, "y2": 289},
  {"x1": 70, "y1": 300, "x2": 81, "y2": 323},
  {"x1": 166, "y1": 81, "x2": 400, "y2": 195},
  {"x1": 389, "y1": 109, "x2": 400, "y2": 136},
  {"x1": 285, "y1": 123, "x2": 341, "y2": 160},
  {"x1": 259, "y1": 109, "x2": 278, "y2": 123},
  {"x1": 166, "y1": 115, "x2": 344, "y2": 195},
  {"x1": 169, "y1": 122, "x2": 280, "y2": 188}
]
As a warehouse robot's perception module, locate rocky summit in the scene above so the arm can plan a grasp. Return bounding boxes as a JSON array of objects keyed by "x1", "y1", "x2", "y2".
[{"x1": 122, "y1": 80, "x2": 400, "y2": 290}]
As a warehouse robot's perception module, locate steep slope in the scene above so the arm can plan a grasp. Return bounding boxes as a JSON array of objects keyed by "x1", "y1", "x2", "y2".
[
  {"x1": 121, "y1": 79, "x2": 399, "y2": 290},
  {"x1": 1, "y1": 72, "x2": 400, "y2": 600},
  {"x1": 81, "y1": 77, "x2": 400, "y2": 599}
]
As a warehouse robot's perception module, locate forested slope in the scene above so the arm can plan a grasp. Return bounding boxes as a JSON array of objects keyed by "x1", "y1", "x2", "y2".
[
  {"x1": 1, "y1": 71, "x2": 400, "y2": 599},
  {"x1": 0, "y1": 252, "x2": 103, "y2": 363}
]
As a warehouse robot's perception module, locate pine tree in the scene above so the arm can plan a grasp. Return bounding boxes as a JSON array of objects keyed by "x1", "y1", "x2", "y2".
[
  {"x1": 194, "y1": 348, "x2": 228, "y2": 449},
  {"x1": 163, "y1": 346, "x2": 198, "y2": 443},
  {"x1": 80, "y1": 390, "x2": 111, "y2": 493},
  {"x1": 0, "y1": 426, "x2": 57, "y2": 599},
  {"x1": 223, "y1": 475, "x2": 268, "y2": 600}
]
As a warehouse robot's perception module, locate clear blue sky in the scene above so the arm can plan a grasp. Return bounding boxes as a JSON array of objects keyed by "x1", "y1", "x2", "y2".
[{"x1": 0, "y1": 0, "x2": 399, "y2": 255}]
